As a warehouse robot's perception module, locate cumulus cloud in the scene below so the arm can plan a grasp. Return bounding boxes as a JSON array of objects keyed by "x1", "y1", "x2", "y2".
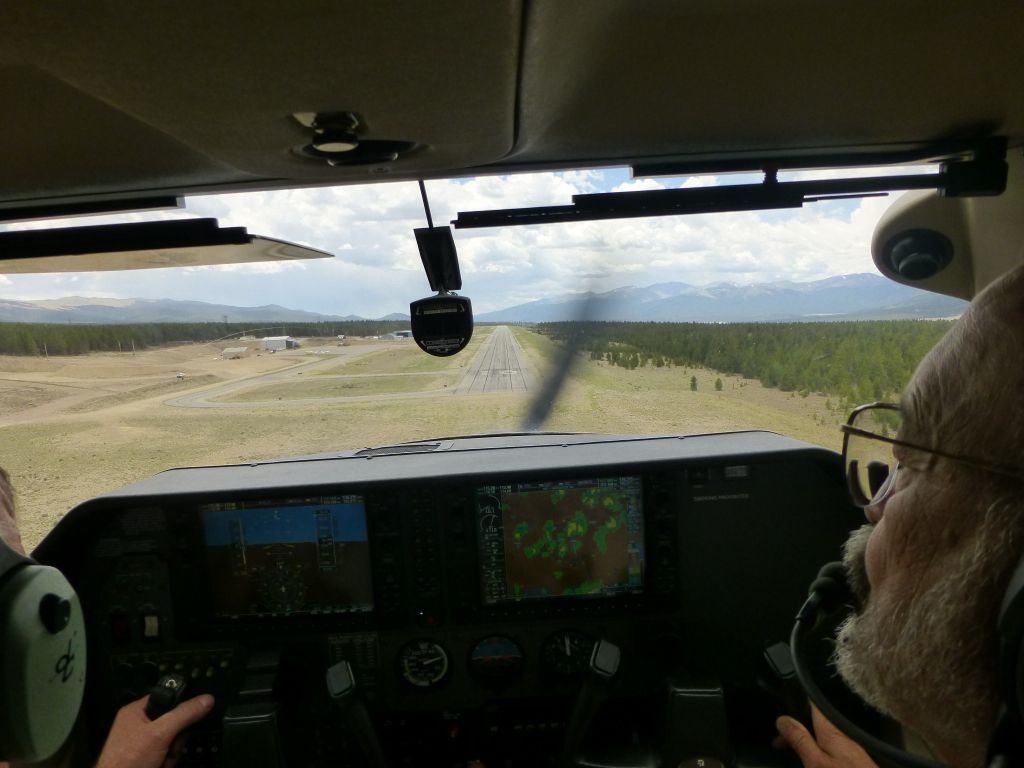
[
  {"x1": 784, "y1": 164, "x2": 937, "y2": 182},
  {"x1": 611, "y1": 178, "x2": 666, "y2": 193},
  {"x1": 0, "y1": 167, "x2": 907, "y2": 315},
  {"x1": 680, "y1": 175, "x2": 719, "y2": 188}
]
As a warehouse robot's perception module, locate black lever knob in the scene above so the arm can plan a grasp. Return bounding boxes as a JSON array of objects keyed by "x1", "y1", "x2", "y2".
[
  {"x1": 327, "y1": 661, "x2": 386, "y2": 768},
  {"x1": 557, "y1": 638, "x2": 621, "y2": 768},
  {"x1": 38, "y1": 593, "x2": 72, "y2": 634},
  {"x1": 145, "y1": 674, "x2": 187, "y2": 720}
]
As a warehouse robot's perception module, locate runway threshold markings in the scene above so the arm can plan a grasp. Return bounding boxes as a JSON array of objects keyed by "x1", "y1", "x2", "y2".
[{"x1": 455, "y1": 326, "x2": 530, "y2": 395}]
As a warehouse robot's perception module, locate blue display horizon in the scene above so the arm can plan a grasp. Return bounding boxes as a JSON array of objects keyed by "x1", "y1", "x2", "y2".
[{"x1": 202, "y1": 502, "x2": 368, "y2": 547}]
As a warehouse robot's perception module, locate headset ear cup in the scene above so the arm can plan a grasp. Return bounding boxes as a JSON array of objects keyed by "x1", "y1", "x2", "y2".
[
  {"x1": 1016, "y1": 642, "x2": 1024, "y2": 725},
  {"x1": 0, "y1": 563, "x2": 86, "y2": 763},
  {"x1": 997, "y1": 554, "x2": 1024, "y2": 724}
]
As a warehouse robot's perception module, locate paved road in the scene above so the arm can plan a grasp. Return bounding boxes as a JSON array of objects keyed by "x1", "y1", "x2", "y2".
[
  {"x1": 164, "y1": 344, "x2": 389, "y2": 408},
  {"x1": 454, "y1": 326, "x2": 532, "y2": 394}
]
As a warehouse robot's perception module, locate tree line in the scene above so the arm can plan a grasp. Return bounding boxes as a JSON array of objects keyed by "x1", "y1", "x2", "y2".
[
  {"x1": 535, "y1": 320, "x2": 955, "y2": 405},
  {"x1": 0, "y1": 321, "x2": 409, "y2": 356}
]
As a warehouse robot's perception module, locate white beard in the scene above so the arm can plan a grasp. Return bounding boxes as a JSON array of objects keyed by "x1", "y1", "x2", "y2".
[{"x1": 832, "y1": 523, "x2": 1000, "y2": 765}]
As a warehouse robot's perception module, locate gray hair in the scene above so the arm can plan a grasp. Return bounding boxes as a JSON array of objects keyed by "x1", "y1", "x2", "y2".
[
  {"x1": 836, "y1": 262, "x2": 1024, "y2": 764},
  {"x1": 904, "y1": 262, "x2": 1024, "y2": 475}
]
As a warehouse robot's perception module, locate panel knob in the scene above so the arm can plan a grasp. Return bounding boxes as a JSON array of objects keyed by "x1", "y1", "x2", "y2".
[{"x1": 38, "y1": 593, "x2": 72, "y2": 634}]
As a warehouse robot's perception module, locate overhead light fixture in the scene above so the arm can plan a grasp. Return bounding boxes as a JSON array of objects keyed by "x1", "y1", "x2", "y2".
[
  {"x1": 311, "y1": 128, "x2": 359, "y2": 154},
  {"x1": 291, "y1": 110, "x2": 418, "y2": 166},
  {"x1": 310, "y1": 112, "x2": 361, "y2": 154}
]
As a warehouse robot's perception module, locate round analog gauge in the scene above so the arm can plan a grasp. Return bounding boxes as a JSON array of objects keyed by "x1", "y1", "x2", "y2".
[
  {"x1": 469, "y1": 635, "x2": 524, "y2": 686},
  {"x1": 541, "y1": 630, "x2": 594, "y2": 680},
  {"x1": 398, "y1": 639, "x2": 450, "y2": 688}
]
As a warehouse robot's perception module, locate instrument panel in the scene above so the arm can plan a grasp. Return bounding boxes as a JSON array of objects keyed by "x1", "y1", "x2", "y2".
[{"x1": 34, "y1": 432, "x2": 862, "y2": 767}]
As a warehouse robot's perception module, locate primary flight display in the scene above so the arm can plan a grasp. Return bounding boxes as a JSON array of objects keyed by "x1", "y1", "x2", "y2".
[{"x1": 201, "y1": 495, "x2": 374, "y2": 618}]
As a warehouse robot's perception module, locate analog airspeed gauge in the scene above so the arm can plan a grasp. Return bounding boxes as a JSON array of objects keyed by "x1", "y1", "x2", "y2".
[{"x1": 398, "y1": 639, "x2": 450, "y2": 688}]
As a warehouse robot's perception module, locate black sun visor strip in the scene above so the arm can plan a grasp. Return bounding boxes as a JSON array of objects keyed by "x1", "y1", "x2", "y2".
[
  {"x1": 631, "y1": 136, "x2": 1008, "y2": 177},
  {"x1": 0, "y1": 218, "x2": 334, "y2": 273},
  {"x1": 0, "y1": 219, "x2": 249, "y2": 260},
  {"x1": 0, "y1": 197, "x2": 183, "y2": 225},
  {"x1": 453, "y1": 138, "x2": 1008, "y2": 229}
]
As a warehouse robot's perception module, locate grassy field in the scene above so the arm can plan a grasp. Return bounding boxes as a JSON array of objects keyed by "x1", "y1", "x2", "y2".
[
  {"x1": 0, "y1": 326, "x2": 846, "y2": 550},
  {"x1": 312, "y1": 328, "x2": 491, "y2": 376},
  {"x1": 510, "y1": 327, "x2": 841, "y2": 447},
  {"x1": 213, "y1": 372, "x2": 462, "y2": 401}
]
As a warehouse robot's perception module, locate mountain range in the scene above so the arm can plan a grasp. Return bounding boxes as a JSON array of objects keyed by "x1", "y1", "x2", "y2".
[
  {"x1": 0, "y1": 274, "x2": 966, "y2": 325},
  {"x1": 0, "y1": 296, "x2": 373, "y2": 324},
  {"x1": 475, "y1": 273, "x2": 967, "y2": 322}
]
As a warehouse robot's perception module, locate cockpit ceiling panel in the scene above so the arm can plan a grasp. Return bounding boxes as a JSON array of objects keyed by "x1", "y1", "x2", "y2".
[
  {"x1": 516, "y1": 0, "x2": 1024, "y2": 164},
  {"x1": 1, "y1": 0, "x2": 1023, "y2": 209},
  {"x1": 0, "y1": 1, "x2": 521, "y2": 204}
]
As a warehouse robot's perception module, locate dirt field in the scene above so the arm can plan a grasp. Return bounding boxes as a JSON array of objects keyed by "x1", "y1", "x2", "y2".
[{"x1": 0, "y1": 328, "x2": 844, "y2": 551}]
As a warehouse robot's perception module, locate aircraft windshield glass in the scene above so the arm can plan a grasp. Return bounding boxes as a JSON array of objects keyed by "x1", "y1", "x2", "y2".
[{"x1": 0, "y1": 167, "x2": 961, "y2": 550}]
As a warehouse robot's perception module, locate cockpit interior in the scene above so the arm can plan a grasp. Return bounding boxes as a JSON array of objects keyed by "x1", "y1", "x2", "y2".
[
  {"x1": 37, "y1": 432, "x2": 862, "y2": 766},
  {"x1": 2, "y1": 2, "x2": 1024, "y2": 767}
]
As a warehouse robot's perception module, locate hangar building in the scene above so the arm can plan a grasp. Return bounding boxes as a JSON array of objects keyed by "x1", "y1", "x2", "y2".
[{"x1": 262, "y1": 336, "x2": 299, "y2": 351}]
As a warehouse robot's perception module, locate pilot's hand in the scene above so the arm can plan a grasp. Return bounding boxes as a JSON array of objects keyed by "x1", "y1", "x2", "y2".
[
  {"x1": 775, "y1": 705, "x2": 878, "y2": 768},
  {"x1": 0, "y1": 482, "x2": 25, "y2": 556},
  {"x1": 0, "y1": 510, "x2": 24, "y2": 555},
  {"x1": 96, "y1": 693, "x2": 214, "y2": 768}
]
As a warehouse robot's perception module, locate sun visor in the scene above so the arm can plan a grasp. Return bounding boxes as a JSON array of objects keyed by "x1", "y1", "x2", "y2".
[{"x1": 0, "y1": 218, "x2": 331, "y2": 274}]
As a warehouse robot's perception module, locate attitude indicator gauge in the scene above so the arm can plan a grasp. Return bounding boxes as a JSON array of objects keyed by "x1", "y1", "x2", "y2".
[
  {"x1": 398, "y1": 639, "x2": 450, "y2": 688},
  {"x1": 469, "y1": 635, "x2": 524, "y2": 686}
]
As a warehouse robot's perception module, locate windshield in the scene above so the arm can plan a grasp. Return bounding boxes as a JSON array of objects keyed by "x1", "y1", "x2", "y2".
[{"x1": 0, "y1": 167, "x2": 960, "y2": 550}]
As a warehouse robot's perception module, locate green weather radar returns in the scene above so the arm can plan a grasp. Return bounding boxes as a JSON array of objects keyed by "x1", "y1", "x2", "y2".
[{"x1": 476, "y1": 477, "x2": 645, "y2": 605}]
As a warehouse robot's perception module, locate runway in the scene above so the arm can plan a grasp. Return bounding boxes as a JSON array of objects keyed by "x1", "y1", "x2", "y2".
[{"x1": 453, "y1": 326, "x2": 532, "y2": 394}]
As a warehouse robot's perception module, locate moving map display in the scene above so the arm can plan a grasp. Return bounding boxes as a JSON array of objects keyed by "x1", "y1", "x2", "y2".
[
  {"x1": 477, "y1": 477, "x2": 644, "y2": 604},
  {"x1": 201, "y1": 496, "x2": 373, "y2": 618}
]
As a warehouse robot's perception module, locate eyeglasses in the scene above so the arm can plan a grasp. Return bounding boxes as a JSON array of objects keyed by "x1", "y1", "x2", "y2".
[{"x1": 840, "y1": 402, "x2": 1024, "y2": 508}]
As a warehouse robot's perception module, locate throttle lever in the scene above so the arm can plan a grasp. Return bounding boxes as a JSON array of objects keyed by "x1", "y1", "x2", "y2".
[
  {"x1": 327, "y1": 660, "x2": 386, "y2": 768},
  {"x1": 763, "y1": 641, "x2": 812, "y2": 729},
  {"x1": 145, "y1": 674, "x2": 187, "y2": 720},
  {"x1": 557, "y1": 638, "x2": 621, "y2": 768}
]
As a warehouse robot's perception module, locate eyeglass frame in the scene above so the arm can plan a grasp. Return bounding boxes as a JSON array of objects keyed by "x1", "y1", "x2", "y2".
[{"x1": 840, "y1": 402, "x2": 1024, "y2": 507}]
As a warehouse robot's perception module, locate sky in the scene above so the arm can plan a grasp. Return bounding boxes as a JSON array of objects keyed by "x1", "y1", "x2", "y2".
[{"x1": 0, "y1": 166, "x2": 931, "y2": 317}]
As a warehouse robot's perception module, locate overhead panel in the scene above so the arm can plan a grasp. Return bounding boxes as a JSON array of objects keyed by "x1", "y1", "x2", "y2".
[
  {"x1": 0, "y1": 1, "x2": 522, "y2": 209},
  {"x1": 515, "y1": 0, "x2": 1024, "y2": 167}
]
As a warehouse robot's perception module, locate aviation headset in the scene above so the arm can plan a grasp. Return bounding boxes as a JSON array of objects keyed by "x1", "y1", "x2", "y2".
[
  {"x1": 0, "y1": 534, "x2": 86, "y2": 763},
  {"x1": 793, "y1": 554, "x2": 1024, "y2": 768},
  {"x1": 991, "y1": 552, "x2": 1024, "y2": 764}
]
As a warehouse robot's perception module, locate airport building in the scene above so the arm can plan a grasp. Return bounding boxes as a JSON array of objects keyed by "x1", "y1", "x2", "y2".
[{"x1": 262, "y1": 336, "x2": 299, "y2": 351}]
